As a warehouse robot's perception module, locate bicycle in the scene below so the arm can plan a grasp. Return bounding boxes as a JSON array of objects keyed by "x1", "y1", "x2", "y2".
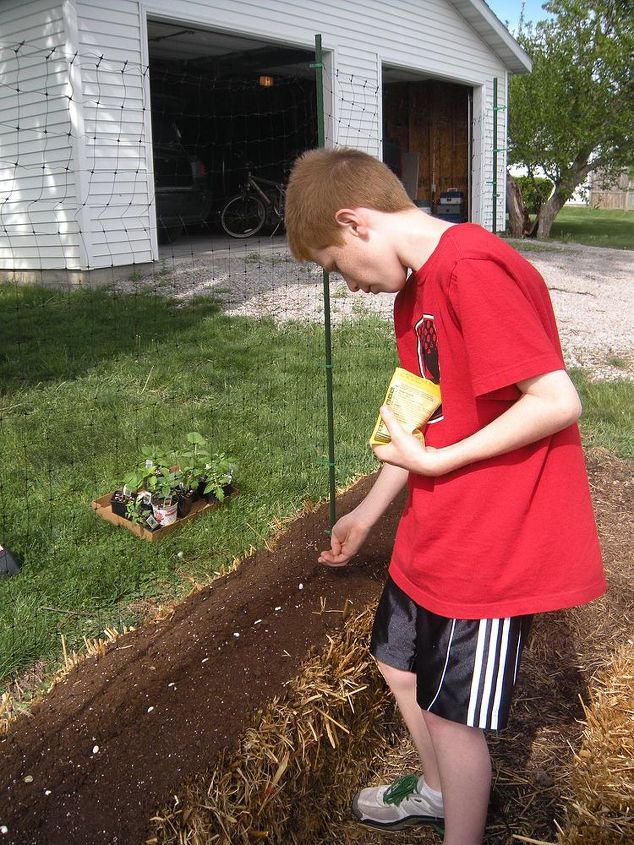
[{"x1": 220, "y1": 168, "x2": 285, "y2": 238}]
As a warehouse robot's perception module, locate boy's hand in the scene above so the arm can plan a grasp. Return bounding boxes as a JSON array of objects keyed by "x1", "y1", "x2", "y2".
[
  {"x1": 372, "y1": 405, "x2": 455, "y2": 477},
  {"x1": 318, "y1": 511, "x2": 371, "y2": 567}
]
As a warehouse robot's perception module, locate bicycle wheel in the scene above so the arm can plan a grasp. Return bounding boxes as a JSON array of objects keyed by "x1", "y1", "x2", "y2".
[{"x1": 220, "y1": 194, "x2": 266, "y2": 238}]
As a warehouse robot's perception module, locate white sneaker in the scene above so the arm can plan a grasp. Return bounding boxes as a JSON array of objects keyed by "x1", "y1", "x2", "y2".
[{"x1": 351, "y1": 774, "x2": 444, "y2": 831}]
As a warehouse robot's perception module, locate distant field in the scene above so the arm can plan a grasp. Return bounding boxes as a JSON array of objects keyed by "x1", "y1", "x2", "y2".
[{"x1": 547, "y1": 207, "x2": 633, "y2": 249}]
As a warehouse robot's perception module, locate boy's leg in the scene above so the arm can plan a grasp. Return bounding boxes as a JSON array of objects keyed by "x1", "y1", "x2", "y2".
[
  {"x1": 377, "y1": 661, "x2": 441, "y2": 791},
  {"x1": 422, "y1": 710, "x2": 491, "y2": 845},
  {"x1": 377, "y1": 661, "x2": 490, "y2": 844}
]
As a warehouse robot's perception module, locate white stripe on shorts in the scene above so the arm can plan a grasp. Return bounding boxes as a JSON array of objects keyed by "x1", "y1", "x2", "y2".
[
  {"x1": 478, "y1": 618, "x2": 501, "y2": 728},
  {"x1": 466, "y1": 618, "x2": 514, "y2": 729},
  {"x1": 490, "y1": 617, "x2": 511, "y2": 729},
  {"x1": 467, "y1": 619, "x2": 488, "y2": 726},
  {"x1": 513, "y1": 625, "x2": 524, "y2": 683}
]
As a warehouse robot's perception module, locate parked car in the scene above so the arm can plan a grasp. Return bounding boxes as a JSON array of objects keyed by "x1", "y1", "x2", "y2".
[{"x1": 153, "y1": 144, "x2": 212, "y2": 243}]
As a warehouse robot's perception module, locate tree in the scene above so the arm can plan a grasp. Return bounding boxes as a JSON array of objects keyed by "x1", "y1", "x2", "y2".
[{"x1": 508, "y1": 0, "x2": 634, "y2": 237}]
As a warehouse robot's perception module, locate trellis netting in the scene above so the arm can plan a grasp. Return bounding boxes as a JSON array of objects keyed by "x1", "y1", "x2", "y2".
[{"x1": 0, "y1": 36, "x2": 397, "y2": 693}]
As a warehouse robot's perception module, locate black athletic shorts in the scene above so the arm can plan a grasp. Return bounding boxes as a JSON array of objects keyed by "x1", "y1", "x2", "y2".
[{"x1": 370, "y1": 576, "x2": 533, "y2": 730}]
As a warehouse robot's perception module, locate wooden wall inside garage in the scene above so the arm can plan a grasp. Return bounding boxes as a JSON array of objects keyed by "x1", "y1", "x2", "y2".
[{"x1": 383, "y1": 80, "x2": 470, "y2": 207}]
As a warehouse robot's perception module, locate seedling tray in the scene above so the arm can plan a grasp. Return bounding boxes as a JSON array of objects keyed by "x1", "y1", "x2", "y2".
[{"x1": 91, "y1": 490, "x2": 237, "y2": 541}]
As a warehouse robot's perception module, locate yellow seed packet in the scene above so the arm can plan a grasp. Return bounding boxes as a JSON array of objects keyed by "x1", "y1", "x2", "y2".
[{"x1": 370, "y1": 367, "x2": 441, "y2": 446}]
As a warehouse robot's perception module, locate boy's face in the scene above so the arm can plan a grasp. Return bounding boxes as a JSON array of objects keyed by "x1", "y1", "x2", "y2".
[{"x1": 310, "y1": 217, "x2": 409, "y2": 295}]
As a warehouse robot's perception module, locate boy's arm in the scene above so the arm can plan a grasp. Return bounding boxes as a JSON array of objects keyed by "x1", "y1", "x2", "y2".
[
  {"x1": 318, "y1": 463, "x2": 408, "y2": 567},
  {"x1": 374, "y1": 369, "x2": 581, "y2": 477}
]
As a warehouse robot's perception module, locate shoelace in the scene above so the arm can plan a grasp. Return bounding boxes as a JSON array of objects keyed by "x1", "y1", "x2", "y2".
[{"x1": 383, "y1": 774, "x2": 420, "y2": 806}]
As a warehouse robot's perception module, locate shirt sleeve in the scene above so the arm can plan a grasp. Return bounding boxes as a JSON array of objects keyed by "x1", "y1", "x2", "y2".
[{"x1": 449, "y1": 258, "x2": 565, "y2": 397}]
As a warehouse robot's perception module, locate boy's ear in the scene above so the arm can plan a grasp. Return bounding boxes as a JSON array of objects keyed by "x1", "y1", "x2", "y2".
[{"x1": 334, "y1": 208, "x2": 369, "y2": 237}]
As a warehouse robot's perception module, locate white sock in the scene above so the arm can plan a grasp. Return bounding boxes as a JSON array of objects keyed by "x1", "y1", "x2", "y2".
[{"x1": 417, "y1": 776, "x2": 444, "y2": 807}]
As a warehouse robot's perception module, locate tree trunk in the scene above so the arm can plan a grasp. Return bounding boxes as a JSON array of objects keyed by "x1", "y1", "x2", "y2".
[
  {"x1": 536, "y1": 189, "x2": 569, "y2": 238},
  {"x1": 505, "y1": 172, "x2": 536, "y2": 237},
  {"x1": 536, "y1": 153, "x2": 593, "y2": 238}
]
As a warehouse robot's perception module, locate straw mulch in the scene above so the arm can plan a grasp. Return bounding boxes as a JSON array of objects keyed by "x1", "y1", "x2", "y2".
[
  {"x1": 147, "y1": 606, "x2": 401, "y2": 845},
  {"x1": 555, "y1": 641, "x2": 634, "y2": 845}
]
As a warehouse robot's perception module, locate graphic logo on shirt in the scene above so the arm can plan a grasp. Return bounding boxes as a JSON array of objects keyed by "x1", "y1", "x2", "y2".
[{"x1": 415, "y1": 313, "x2": 443, "y2": 423}]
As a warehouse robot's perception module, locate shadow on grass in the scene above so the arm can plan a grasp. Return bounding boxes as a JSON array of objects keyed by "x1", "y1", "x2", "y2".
[{"x1": 0, "y1": 282, "x2": 221, "y2": 396}]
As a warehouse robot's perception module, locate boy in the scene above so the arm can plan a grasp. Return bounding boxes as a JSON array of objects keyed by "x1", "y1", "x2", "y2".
[{"x1": 285, "y1": 148, "x2": 605, "y2": 845}]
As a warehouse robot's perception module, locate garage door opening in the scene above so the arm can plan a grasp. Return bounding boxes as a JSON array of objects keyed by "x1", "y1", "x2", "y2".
[
  {"x1": 382, "y1": 67, "x2": 472, "y2": 222},
  {"x1": 147, "y1": 20, "x2": 318, "y2": 244}
]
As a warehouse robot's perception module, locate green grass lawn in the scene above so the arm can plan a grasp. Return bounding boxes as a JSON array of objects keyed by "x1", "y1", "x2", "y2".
[
  {"x1": 0, "y1": 282, "x2": 397, "y2": 692},
  {"x1": 572, "y1": 371, "x2": 634, "y2": 457},
  {"x1": 1, "y1": 282, "x2": 632, "y2": 701},
  {"x1": 545, "y1": 207, "x2": 633, "y2": 250}
]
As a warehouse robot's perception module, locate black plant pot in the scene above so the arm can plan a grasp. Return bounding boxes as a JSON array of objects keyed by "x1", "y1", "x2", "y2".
[
  {"x1": 111, "y1": 490, "x2": 133, "y2": 519},
  {"x1": 177, "y1": 490, "x2": 196, "y2": 518}
]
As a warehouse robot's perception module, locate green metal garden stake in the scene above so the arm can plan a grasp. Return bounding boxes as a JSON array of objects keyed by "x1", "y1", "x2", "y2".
[{"x1": 313, "y1": 34, "x2": 337, "y2": 529}]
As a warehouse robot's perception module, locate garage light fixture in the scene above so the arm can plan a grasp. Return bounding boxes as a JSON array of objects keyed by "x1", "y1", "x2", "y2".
[{"x1": 259, "y1": 75, "x2": 274, "y2": 87}]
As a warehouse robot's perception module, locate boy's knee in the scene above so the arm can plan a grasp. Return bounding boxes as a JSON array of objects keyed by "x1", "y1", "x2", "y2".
[{"x1": 376, "y1": 659, "x2": 416, "y2": 692}]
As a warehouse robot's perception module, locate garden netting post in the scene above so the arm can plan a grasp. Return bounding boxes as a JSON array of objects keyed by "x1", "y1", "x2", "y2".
[{"x1": 313, "y1": 33, "x2": 337, "y2": 529}]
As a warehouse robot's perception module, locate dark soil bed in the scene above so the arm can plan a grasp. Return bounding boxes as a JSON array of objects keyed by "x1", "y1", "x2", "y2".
[
  {"x1": 0, "y1": 476, "x2": 403, "y2": 845},
  {"x1": 0, "y1": 450, "x2": 631, "y2": 845}
]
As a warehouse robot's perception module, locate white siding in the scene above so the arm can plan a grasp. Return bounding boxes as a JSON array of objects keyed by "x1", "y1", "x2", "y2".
[
  {"x1": 0, "y1": 0, "x2": 83, "y2": 271},
  {"x1": 76, "y1": 0, "x2": 154, "y2": 268},
  {"x1": 333, "y1": 45, "x2": 381, "y2": 155}
]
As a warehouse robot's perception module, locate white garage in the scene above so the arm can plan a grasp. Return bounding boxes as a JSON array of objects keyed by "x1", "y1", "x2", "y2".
[{"x1": 0, "y1": 0, "x2": 530, "y2": 279}]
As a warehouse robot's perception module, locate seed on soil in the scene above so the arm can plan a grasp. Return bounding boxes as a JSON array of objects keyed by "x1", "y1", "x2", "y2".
[
  {"x1": 168, "y1": 682, "x2": 175, "y2": 688},
  {"x1": 92, "y1": 746, "x2": 99, "y2": 754},
  {"x1": 233, "y1": 632, "x2": 240, "y2": 638},
  {"x1": 299, "y1": 583, "x2": 303, "y2": 589},
  {"x1": 23, "y1": 775, "x2": 33, "y2": 783},
  {"x1": 274, "y1": 606, "x2": 281, "y2": 611},
  {"x1": 44, "y1": 790, "x2": 51, "y2": 796},
  {"x1": 147, "y1": 706, "x2": 154, "y2": 713},
  {"x1": 254, "y1": 619, "x2": 262, "y2": 624},
  {"x1": 0, "y1": 826, "x2": 7, "y2": 835},
  {"x1": 202, "y1": 657, "x2": 209, "y2": 663}
]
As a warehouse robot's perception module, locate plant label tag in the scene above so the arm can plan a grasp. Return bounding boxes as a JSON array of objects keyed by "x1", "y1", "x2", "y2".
[
  {"x1": 146, "y1": 515, "x2": 159, "y2": 529},
  {"x1": 142, "y1": 492, "x2": 152, "y2": 505}
]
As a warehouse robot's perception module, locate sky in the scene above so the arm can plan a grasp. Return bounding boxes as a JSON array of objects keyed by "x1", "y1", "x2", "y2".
[{"x1": 485, "y1": 0, "x2": 550, "y2": 33}]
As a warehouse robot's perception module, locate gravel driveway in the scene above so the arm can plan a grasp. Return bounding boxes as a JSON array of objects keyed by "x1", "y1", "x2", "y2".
[{"x1": 136, "y1": 234, "x2": 633, "y2": 381}]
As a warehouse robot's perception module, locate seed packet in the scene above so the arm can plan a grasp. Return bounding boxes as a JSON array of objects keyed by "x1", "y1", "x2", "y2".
[{"x1": 370, "y1": 367, "x2": 441, "y2": 446}]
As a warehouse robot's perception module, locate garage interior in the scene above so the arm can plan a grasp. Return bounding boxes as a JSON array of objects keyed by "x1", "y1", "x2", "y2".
[
  {"x1": 146, "y1": 20, "x2": 317, "y2": 243},
  {"x1": 383, "y1": 68, "x2": 472, "y2": 222}
]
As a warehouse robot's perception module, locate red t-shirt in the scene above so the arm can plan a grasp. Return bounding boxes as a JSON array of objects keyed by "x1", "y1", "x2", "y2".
[{"x1": 389, "y1": 223, "x2": 605, "y2": 619}]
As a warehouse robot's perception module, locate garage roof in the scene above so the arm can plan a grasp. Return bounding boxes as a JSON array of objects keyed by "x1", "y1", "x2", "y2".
[{"x1": 449, "y1": 0, "x2": 532, "y2": 74}]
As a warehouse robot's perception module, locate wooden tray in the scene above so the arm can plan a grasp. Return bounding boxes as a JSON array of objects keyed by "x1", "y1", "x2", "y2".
[{"x1": 91, "y1": 490, "x2": 237, "y2": 541}]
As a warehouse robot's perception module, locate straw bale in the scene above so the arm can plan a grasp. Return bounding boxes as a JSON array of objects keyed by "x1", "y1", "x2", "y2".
[
  {"x1": 148, "y1": 606, "x2": 401, "y2": 845},
  {"x1": 556, "y1": 641, "x2": 634, "y2": 845}
]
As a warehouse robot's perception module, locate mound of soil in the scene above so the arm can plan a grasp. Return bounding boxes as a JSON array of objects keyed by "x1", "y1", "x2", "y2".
[{"x1": 0, "y1": 476, "x2": 403, "y2": 845}]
